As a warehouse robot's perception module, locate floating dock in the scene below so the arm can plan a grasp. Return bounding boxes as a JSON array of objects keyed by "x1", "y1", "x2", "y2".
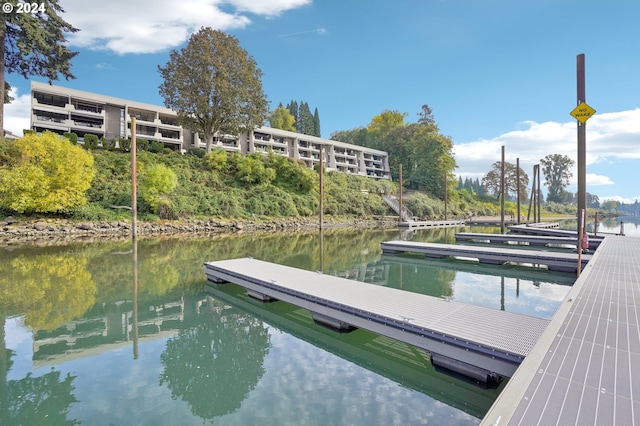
[
  {"x1": 481, "y1": 235, "x2": 640, "y2": 426},
  {"x1": 204, "y1": 257, "x2": 549, "y2": 380},
  {"x1": 455, "y1": 232, "x2": 602, "y2": 251},
  {"x1": 508, "y1": 223, "x2": 603, "y2": 238},
  {"x1": 381, "y1": 240, "x2": 591, "y2": 273},
  {"x1": 398, "y1": 219, "x2": 466, "y2": 228}
]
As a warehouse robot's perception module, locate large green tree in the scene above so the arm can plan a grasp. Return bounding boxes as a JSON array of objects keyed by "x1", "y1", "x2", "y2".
[
  {"x1": 540, "y1": 153, "x2": 575, "y2": 203},
  {"x1": 1, "y1": 0, "x2": 78, "y2": 133},
  {"x1": 331, "y1": 106, "x2": 455, "y2": 197},
  {"x1": 158, "y1": 28, "x2": 268, "y2": 154},
  {"x1": 482, "y1": 161, "x2": 529, "y2": 201},
  {"x1": 297, "y1": 101, "x2": 314, "y2": 135}
]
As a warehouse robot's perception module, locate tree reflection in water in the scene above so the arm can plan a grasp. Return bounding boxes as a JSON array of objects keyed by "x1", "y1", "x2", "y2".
[{"x1": 159, "y1": 296, "x2": 270, "y2": 420}]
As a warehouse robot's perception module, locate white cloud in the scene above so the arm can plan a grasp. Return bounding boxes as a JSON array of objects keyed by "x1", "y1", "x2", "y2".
[
  {"x1": 95, "y1": 62, "x2": 114, "y2": 70},
  {"x1": 226, "y1": 0, "x2": 311, "y2": 16},
  {"x1": 4, "y1": 87, "x2": 31, "y2": 136},
  {"x1": 454, "y1": 108, "x2": 640, "y2": 196},
  {"x1": 59, "y1": 0, "x2": 311, "y2": 54}
]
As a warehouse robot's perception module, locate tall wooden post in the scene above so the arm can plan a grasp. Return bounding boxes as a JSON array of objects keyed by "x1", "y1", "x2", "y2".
[
  {"x1": 500, "y1": 146, "x2": 505, "y2": 233},
  {"x1": 131, "y1": 117, "x2": 137, "y2": 239},
  {"x1": 537, "y1": 164, "x2": 541, "y2": 223},
  {"x1": 398, "y1": 163, "x2": 403, "y2": 222},
  {"x1": 527, "y1": 165, "x2": 535, "y2": 224},
  {"x1": 132, "y1": 238, "x2": 139, "y2": 359},
  {"x1": 319, "y1": 145, "x2": 323, "y2": 230},
  {"x1": 516, "y1": 158, "x2": 521, "y2": 224},
  {"x1": 444, "y1": 172, "x2": 448, "y2": 220},
  {"x1": 576, "y1": 53, "x2": 587, "y2": 249}
]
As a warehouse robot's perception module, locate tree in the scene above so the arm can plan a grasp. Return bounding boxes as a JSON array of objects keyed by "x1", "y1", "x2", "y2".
[
  {"x1": 0, "y1": 131, "x2": 95, "y2": 213},
  {"x1": 601, "y1": 199, "x2": 618, "y2": 213},
  {"x1": 417, "y1": 104, "x2": 437, "y2": 129},
  {"x1": 285, "y1": 100, "x2": 298, "y2": 130},
  {"x1": 313, "y1": 107, "x2": 321, "y2": 137},
  {"x1": 268, "y1": 104, "x2": 296, "y2": 131},
  {"x1": 586, "y1": 192, "x2": 600, "y2": 209},
  {"x1": 481, "y1": 161, "x2": 529, "y2": 201},
  {"x1": 296, "y1": 101, "x2": 314, "y2": 135},
  {"x1": 1, "y1": 0, "x2": 79, "y2": 133},
  {"x1": 367, "y1": 110, "x2": 406, "y2": 138},
  {"x1": 158, "y1": 28, "x2": 268, "y2": 154},
  {"x1": 540, "y1": 154, "x2": 575, "y2": 203},
  {"x1": 139, "y1": 163, "x2": 178, "y2": 213}
]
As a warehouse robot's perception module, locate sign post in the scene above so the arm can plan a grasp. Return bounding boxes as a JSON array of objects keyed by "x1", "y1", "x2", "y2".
[{"x1": 571, "y1": 54, "x2": 595, "y2": 253}]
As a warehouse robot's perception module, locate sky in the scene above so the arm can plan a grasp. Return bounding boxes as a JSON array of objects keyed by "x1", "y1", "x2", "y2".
[{"x1": 5, "y1": 0, "x2": 640, "y2": 203}]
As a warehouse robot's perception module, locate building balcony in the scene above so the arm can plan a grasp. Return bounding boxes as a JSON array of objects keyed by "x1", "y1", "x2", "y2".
[
  {"x1": 65, "y1": 104, "x2": 105, "y2": 117},
  {"x1": 70, "y1": 120, "x2": 105, "y2": 132},
  {"x1": 32, "y1": 114, "x2": 69, "y2": 130}
]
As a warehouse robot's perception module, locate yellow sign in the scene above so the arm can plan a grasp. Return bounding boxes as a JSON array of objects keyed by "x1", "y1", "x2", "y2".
[{"x1": 570, "y1": 102, "x2": 596, "y2": 123}]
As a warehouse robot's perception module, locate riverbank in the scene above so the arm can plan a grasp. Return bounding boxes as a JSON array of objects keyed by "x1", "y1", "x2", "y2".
[{"x1": 0, "y1": 215, "x2": 400, "y2": 247}]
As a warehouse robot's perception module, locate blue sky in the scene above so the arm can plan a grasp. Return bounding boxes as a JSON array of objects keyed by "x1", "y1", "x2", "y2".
[{"x1": 6, "y1": 0, "x2": 640, "y2": 203}]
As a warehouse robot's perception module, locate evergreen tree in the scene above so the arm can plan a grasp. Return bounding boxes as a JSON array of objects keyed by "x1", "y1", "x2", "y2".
[
  {"x1": 285, "y1": 100, "x2": 298, "y2": 131},
  {"x1": 313, "y1": 107, "x2": 321, "y2": 137},
  {"x1": 297, "y1": 102, "x2": 314, "y2": 135},
  {"x1": 1, "y1": 0, "x2": 79, "y2": 132}
]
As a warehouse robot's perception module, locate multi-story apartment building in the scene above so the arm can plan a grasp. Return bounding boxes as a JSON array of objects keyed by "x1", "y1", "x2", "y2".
[{"x1": 30, "y1": 82, "x2": 391, "y2": 179}]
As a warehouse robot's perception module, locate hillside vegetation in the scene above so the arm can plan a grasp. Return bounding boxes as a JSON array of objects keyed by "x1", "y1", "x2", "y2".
[
  {"x1": 67, "y1": 149, "x2": 399, "y2": 222},
  {"x1": 1, "y1": 134, "x2": 512, "y2": 223}
]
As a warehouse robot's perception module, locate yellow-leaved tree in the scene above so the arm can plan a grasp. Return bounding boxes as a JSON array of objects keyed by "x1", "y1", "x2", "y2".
[{"x1": 0, "y1": 131, "x2": 96, "y2": 213}]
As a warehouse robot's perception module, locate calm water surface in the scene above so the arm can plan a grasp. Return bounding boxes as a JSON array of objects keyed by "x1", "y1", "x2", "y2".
[{"x1": 0, "y1": 227, "x2": 575, "y2": 425}]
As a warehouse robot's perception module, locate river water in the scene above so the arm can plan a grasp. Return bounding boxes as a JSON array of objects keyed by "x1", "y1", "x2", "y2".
[{"x1": 0, "y1": 226, "x2": 576, "y2": 425}]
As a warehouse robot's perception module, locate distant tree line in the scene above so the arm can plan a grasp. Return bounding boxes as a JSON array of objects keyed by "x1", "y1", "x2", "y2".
[{"x1": 457, "y1": 177, "x2": 487, "y2": 196}]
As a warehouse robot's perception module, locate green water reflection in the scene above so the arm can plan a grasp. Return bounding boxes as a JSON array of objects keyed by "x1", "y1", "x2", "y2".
[{"x1": 0, "y1": 228, "x2": 572, "y2": 425}]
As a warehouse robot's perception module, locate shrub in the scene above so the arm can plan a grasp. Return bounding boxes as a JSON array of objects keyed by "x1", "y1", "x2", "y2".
[
  {"x1": 84, "y1": 133, "x2": 99, "y2": 149},
  {"x1": 137, "y1": 138, "x2": 149, "y2": 151},
  {"x1": 139, "y1": 163, "x2": 178, "y2": 213},
  {"x1": 150, "y1": 140, "x2": 165, "y2": 153},
  {"x1": 0, "y1": 131, "x2": 96, "y2": 213},
  {"x1": 186, "y1": 147, "x2": 206, "y2": 158},
  {"x1": 103, "y1": 138, "x2": 118, "y2": 151}
]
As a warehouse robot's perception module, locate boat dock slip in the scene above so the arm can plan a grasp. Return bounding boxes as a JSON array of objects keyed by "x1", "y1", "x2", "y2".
[
  {"x1": 508, "y1": 223, "x2": 605, "y2": 240},
  {"x1": 481, "y1": 235, "x2": 640, "y2": 426},
  {"x1": 380, "y1": 241, "x2": 591, "y2": 273},
  {"x1": 455, "y1": 232, "x2": 602, "y2": 250},
  {"x1": 204, "y1": 257, "x2": 550, "y2": 379},
  {"x1": 398, "y1": 219, "x2": 466, "y2": 228}
]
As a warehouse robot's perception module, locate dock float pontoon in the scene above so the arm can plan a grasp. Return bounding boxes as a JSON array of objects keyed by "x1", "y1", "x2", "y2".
[
  {"x1": 455, "y1": 232, "x2": 602, "y2": 250},
  {"x1": 381, "y1": 240, "x2": 591, "y2": 273}
]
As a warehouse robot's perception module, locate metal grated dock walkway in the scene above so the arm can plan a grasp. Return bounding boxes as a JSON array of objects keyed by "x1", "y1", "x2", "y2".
[{"x1": 481, "y1": 235, "x2": 640, "y2": 425}]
